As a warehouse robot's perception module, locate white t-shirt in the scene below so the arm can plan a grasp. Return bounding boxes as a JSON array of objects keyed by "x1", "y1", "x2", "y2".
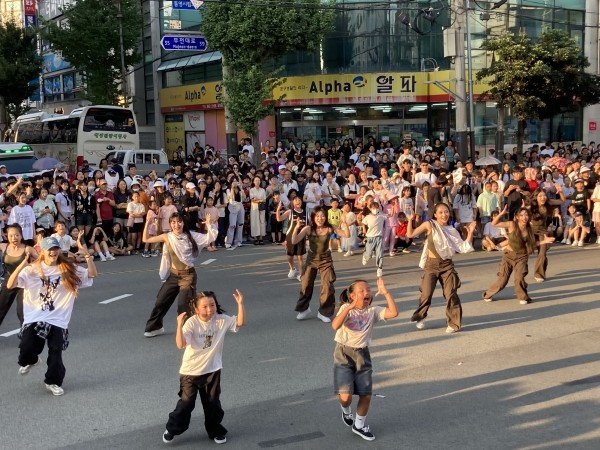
[
  {"x1": 334, "y1": 303, "x2": 386, "y2": 349},
  {"x1": 51, "y1": 233, "x2": 77, "y2": 252},
  {"x1": 483, "y1": 222, "x2": 506, "y2": 239},
  {"x1": 8, "y1": 205, "x2": 36, "y2": 240},
  {"x1": 179, "y1": 314, "x2": 238, "y2": 376},
  {"x1": 453, "y1": 194, "x2": 477, "y2": 223},
  {"x1": 17, "y1": 263, "x2": 93, "y2": 328}
]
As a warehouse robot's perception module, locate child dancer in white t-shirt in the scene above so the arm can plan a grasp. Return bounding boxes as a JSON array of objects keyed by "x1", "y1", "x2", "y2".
[
  {"x1": 332, "y1": 277, "x2": 398, "y2": 441},
  {"x1": 162, "y1": 289, "x2": 245, "y2": 445}
]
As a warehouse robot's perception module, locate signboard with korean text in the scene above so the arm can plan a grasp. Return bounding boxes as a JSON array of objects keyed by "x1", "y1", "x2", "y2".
[{"x1": 161, "y1": 35, "x2": 207, "y2": 51}]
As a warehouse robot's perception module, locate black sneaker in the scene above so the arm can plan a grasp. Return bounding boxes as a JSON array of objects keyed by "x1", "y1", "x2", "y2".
[
  {"x1": 214, "y1": 435, "x2": 227, "y2": 444},
  {"x1": 162, "y1": 430, "x2": 174, "y2": 444},
  {"x1": 352, "y1": 424, "x2": 375, "y2": 441},
  {"x1": 342, "y1": 411, "x2": 354, "y2": 427}
]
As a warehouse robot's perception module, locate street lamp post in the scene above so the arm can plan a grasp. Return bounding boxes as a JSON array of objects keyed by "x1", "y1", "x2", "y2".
[{"x1": 113, "y1": 0, "x2": 128, "y2": 107}]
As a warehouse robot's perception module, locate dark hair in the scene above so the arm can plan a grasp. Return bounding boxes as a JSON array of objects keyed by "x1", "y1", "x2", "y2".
[
  {"x1": 309, "y1": 206, "x2": 330, "y2": 234},
  {"x1": 191, "y1": 291, "x2": 225, "y2": 313},
  {"x1": 169, "y1": 212, "x2": 199, "y2": 257}
]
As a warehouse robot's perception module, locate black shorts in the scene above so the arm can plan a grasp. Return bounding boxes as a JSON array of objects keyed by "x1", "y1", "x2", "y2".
[
  {"x1": 285, "y1": 235, "x2": 306, "y2": 256},
  {"x1": 129, "y1": 222, "x2": 144, "y2": 233},
  {"x1": 76, "y1": 213, "x2": 94, "y2": 227}
]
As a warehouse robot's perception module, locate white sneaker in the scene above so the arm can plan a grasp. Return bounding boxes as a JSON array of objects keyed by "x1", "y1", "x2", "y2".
[
  {"x1": 571, "y1": 240, "x2": 577, "y2": 247},
  {"x1": 143, "y1": 327, "x2": 165, "y2": 338},
  {"x1": 445, "y1": 326, "x2": 458, "y2": 334},
  {"x1": 534, "y1": 277, "x2": 545, "y2": 282},
  {"x1": 560, "y1": 239, "x2": 567, "y2": 244},
  {"x1": 100, "y1": 254, "x2": 107, "y2": 261},
  {"x1": 416, "y1": 320, "x2": 425, "y2": 330},
  {"x1": 106, "y1": 253, "x2": 116, "y2": 261},
  {"x1": 296, "y1": 274, "x2": 302, "y2": 282},
  {"x1": 317, "y1": 312, "x2": 331, "y2": 323},
  {"x1": 565, "y1": 239, "x2": 571, "y2": 245},
  {"x1": 337, "y1": 247, "x2": 343, "y2": 253},
  {"x1": 376, "y1": 268, "x2": 383, "y2": 278},
  {"x1": 45, "y1": 383, "x2": 64, "y2": 396},
  {"x1": 18, "y1": 357, "x2": 40, "y2": 375},
  {"x1": 578, "y1": 240, "x2": 584, "y2": 247},
  {"x1": 296, "y1": 308, "x2": 311, "y2": 320},
  {"x1": 402, "y1": 248, "x2": 411, "y2": 254},
  {"x1": 287, "y1": 269, "x2": 297, "y2": 279},
  {"x1": 237, "y1": 242, "x2": 243, "y2": 247},
  {"x1": 362, "y1": 256, "x2": 368, "y2": 266},
  {"x1": 344, "y1": 250, "x2": 354, "y2": 257},
  {"x1": 225, "y1": 244, "x2": 232, "y2": 249}
]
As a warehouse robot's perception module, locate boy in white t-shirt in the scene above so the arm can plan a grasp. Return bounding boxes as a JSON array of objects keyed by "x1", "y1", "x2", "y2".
[{"x1": 361, "y1": 203, "x2": 387, "y2": 278}]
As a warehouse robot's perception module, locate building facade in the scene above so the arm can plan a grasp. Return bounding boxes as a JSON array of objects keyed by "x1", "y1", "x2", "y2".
[{"x1": 157, "y1": 0, "x2": 599, "y2": 158}]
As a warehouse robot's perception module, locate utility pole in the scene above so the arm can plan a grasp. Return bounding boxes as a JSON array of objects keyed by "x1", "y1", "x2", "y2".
[
  {"x1": 454, "y1": 0, "x2": 469, "y2": 162},
  {"x1": 114, "y1": 0, "x2": 128, "y2": 107}
]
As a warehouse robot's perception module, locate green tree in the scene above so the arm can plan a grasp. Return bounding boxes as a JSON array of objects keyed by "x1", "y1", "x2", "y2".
[
  {"x1": 202, "y1": 0, "x2": 335, "y2": 157},
  {"x1": 0, "y1": 20, "x2": 41, "y2": 132},
  {"x1": 43, "y1": 0, "x2": 142, "y2": 105},
  {"x1": 477, "y1": 28, "x2": 600, "y2": 156}
]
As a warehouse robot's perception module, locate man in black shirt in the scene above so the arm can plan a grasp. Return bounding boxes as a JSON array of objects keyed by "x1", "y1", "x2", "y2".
[{"x1": 503, "y1": 167, "x2": 530, "y2": 219}]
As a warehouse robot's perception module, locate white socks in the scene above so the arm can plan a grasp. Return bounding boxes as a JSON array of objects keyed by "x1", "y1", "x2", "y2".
[
  {"x1": 355, "y1": 414, "x2": 366, "y2": 429},
  {"x1": 341, "y1": 405, "x2": 351, "y2": 414}
]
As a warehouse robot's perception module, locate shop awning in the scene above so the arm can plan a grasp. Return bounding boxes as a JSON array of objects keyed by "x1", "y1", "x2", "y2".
[{"x1": 157, "y1": 51, "x2": 222, "y2": 72}]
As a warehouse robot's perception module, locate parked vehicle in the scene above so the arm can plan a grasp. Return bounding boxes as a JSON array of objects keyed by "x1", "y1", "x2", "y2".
[
  {"x1": 0, "y1": 143, "x2": 42, "y2": 179},
  {"x1": 11, "y1": 105, "x2": 139, "y2": 170},
  {"x1": 106, "y1": 149, "x2": 170, "y2": 177}
]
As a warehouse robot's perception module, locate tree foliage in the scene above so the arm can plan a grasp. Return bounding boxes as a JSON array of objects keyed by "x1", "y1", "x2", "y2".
[
  {"x1": 0, "y1": 20, "x2": 42, "y2": 122},
  {"x1": 202, "y1": 0, "x2": 335, "y2": 137},
  {"x1": 43, "y1": 0, "x2": 142, "y2": 105},
  {"x1": 477, "y1": 29, "x2": 600, "y2": 120}
]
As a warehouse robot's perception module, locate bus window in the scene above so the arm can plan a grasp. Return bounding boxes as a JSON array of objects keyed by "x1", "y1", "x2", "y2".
[
  {"x1": 135, "y1": 153, "x2": 144, "y2": 164},
  {"x1": 83, "y1": 108, "x2": 136, "y2": 134}
]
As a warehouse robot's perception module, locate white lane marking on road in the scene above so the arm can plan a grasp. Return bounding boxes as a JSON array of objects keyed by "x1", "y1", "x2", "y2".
[
  {"x1": 99, "y1": 294, "x2": 133, "y2": 305},
  {"x1": 0, "y1": 328, "x2": 20, "y2": 337},
  {"x1": 201, "y1": 259, "x2": 216, "y2": 265}
]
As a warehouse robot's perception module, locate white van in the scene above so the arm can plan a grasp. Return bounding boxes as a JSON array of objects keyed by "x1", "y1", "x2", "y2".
[{"x1": 106, "y1": 149, "x2": 170, "y2": 177}]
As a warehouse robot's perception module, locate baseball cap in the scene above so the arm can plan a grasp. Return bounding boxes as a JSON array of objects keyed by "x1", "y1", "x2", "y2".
[
  {"x1": 35, "y1": 227, "x2": 46, "y2": 235},
  {"x1": 574, "y1": 211, "x2": 583, "y2": 216},
  {"x1": 41, "y1": 237, "x2": 60, "y2": 251},
  {"x1": 574, "y1": 178, "x2": 584, "y2": 184},
  {"x1": 580, "y1": 166, "x2": 591, "y2": 173},
  {"x1": 153, "y1": 180, "x2": 164, "y2": 187},
  {"x1": 0, "y1": 165, "x2": 6, "y2": 169},
  {"x1": 185, "y1": 182, "x2": 196, "y2": 189}
]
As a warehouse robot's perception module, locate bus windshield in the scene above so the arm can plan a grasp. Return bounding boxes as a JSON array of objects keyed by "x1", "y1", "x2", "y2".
[{"x1": 83, "y1": 107, "x2": 136, "y2": 134}]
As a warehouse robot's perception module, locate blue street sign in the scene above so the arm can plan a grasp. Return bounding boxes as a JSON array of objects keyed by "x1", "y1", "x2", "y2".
[
  {"x1": 172, "y1": 0, "x2": 204, "y2": 10},
  {"x1": 161, "y1": 35, "x2": 208, "y2": 51}
]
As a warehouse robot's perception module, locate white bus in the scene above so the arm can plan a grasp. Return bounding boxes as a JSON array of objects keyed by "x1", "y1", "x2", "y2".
[{"x1": 11, "y1": 105, "x2": 139, "y2": 170}]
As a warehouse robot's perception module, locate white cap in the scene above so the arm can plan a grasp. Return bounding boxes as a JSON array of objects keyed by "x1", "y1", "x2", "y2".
[
  {"x1": 185, "y1": 182, "x2": 196, "y2": 189},
  {"x1": 153, "y1": 180, "x2": 164, "y2": 188}
]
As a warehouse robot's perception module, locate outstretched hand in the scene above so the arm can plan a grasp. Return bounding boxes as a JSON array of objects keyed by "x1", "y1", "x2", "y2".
[
  {"x1": 232, "y1": 289, "x2": 244, "y2": 304},
  {"x1": 375, "y1": 277, "x2": 389, "y2": 295}
]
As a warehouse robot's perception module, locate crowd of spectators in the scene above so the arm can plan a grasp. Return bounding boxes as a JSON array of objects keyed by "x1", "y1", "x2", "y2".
[{"x1": 1, "y1": 136, "x2": 598, "y2": 266}]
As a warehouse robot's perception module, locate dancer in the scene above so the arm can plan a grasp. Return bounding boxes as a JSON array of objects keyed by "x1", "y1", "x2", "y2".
[
  {"x1": 6, "y1": 236, "x2": 96, "y2": 396},
  {"x1": 406, "y1": 203, "x2": 475, "y2": 333},
  {"x1": 291, "y1": 206, "x2": 350, "y2": 322},
  {"x1": 142, "y1": 212, "x2": 217, "y2": 337},
  {"x1": 529, "y1": 187, "x2": 564, "y2": 281},
  {"x1": 162, "y1": 289, "x2": 245, "y2": 445},
  {"x1": 332, "y1": 277, "x2": 398, "y2": 441},
  {"x1": 0, "y1": 224, "x2": 38, "y2": 329},
  {"x1": 361, "y1": 202, "x2": 386, "y2": 278},
  {"x1": 276, "y1": 195, "x2": 306, "y2": 281},
  {"x1": 482, "y1": 205, "x2": 555, "y2": 305}
]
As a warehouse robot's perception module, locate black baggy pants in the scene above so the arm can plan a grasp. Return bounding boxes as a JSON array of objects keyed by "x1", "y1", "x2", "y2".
[
  {"x1": 18, "y1": 324, "x2": 67, "y2": 387},
  {"x1": 166, "y1": 370, "x2": 227, "y2": 439},
  {"x1": 145, "y1": 268, "x2": 196, "y2": 332},
  {"x1": 0, "y1": 286, "x2": 24, "y2": 328}
]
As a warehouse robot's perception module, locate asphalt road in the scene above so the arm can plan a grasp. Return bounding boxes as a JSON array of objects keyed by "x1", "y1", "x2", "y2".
[{"x1": 1, "y1": 242, "x2": 600, "y2": 450}]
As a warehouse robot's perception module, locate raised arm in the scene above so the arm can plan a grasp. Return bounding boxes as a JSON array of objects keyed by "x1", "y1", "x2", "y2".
[
  {"x1": 376, "y1": 277, "x2": 399, "y2": 319},
  {"x1": 233, "y1": 289, "x2": 245, "y2": 327}
]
